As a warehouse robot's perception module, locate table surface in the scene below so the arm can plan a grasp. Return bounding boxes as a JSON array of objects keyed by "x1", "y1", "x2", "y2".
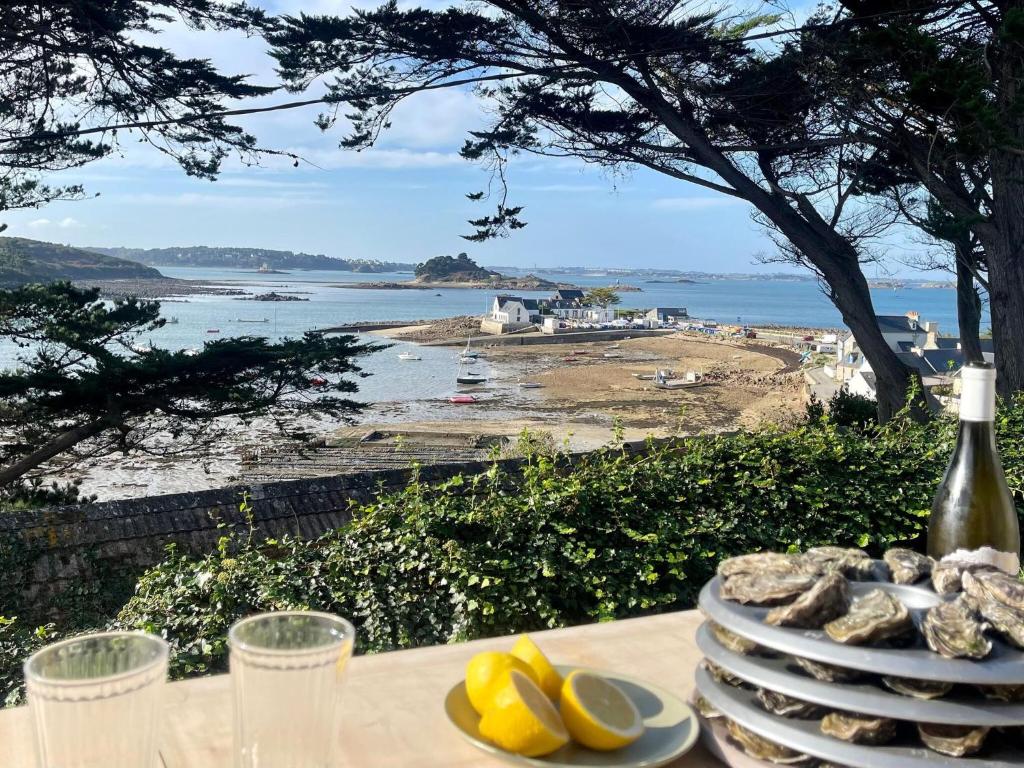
[{"x1": 1, "y1": 609, "x2": 722, "y2": 767}]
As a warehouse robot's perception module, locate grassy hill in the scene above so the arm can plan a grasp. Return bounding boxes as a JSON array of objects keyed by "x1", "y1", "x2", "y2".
[
  {"x1": 0, "y1": 238, "x2": 163, "y2": 284},
  {"x1": 93, "y1": 245, "x2": 415, "y2": 273}
]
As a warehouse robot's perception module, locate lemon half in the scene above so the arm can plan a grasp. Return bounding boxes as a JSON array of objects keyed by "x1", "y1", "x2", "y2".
[
  {"x1": 559, "y1": 670, "x2": 645, "y2": 751},
  {"x1": 479, "y1": 670, "x2": 570, "y2": 757},
  {"x1": 465, "y1": 651, "x2": 539, "y2": 715},
  {"x1": 510, "y1": 635, "x2": 563, "y2": 701}
]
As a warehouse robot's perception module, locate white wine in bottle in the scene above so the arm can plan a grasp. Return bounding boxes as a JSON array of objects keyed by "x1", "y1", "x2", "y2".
[{"x1": 928, "y1": 362, "x2": 1021, "y2": 574}]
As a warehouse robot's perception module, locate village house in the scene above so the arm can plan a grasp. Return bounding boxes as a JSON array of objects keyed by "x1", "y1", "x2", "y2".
[
  {"x1": 645, "y1": 307, "x2": 689, "y2": 326},
  {"x1": 488, "y1": 295, "x2": 541, "y2": 325}
]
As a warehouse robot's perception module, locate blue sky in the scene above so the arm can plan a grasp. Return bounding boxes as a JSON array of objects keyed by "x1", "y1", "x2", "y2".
[{"x1": 3, "y1": 1, "x2": 930, "y2": 277}]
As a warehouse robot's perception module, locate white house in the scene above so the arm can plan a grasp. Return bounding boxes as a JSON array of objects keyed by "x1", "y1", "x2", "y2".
[
  {"x1": 836, "y1": 313, "x2": 930, "y2": 382},
  {"x1": 645, "y1": 307, "x2": 688, "y2": 325},
  {"x1": 489, "y1": 295, "x2": 540, "y2": 324}
]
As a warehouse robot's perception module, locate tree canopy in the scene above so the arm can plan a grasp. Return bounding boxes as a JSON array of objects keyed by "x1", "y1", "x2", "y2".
[
  {"x1": 0, "y1": 283, "x2": 371, "y2": 502},
  {"x1": 584, "y1": 287, "x2": 621, "y2": 308}
]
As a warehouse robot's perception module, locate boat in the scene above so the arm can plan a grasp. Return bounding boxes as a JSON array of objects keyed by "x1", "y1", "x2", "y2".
[
  {"x1": 631, "y1": 372, "x2": 656, "y2": 380},
  {"x1": 607, "y1": 343, "x2": 620, "y2": 350},
  {"x1": 309, "y1": 376, "x2": 329, "y2": 387},
  {"x1": 518, "y1": 381, "x2": 543, "y2": 389},
  {"x1": 462, "y1": 338, "x2": 480, "y2": 358},
  {"x1": 562, "y1": 356, "x2": 578, "y2": 362},
  {"x1": 166, "y1": 317, "x2": 179, "y2": 325},
  {"x1": 206, "y1": 328, "x2": 220, "y2": 334},
  {"x1": 449, "y1": 395, "x2": 478, "y2": 404},
  {"x1": 457, "y1": 373, "x2": 487, "y2": 385},
  {"x1": 603, "y1": 352, "x2": 622, "y2": 358},
  {"x1": 398, "y1": 352, "x2": 422, "y2": 361},
  {"x1": 652, "y1": 370, "x2": 705, "y2": 390},
  {"x1": 459, "y1": 355, "x2": 477, "y2": 364},
  {"x1": 236, "y1": 318, "x2": 269, "y2": 324}
]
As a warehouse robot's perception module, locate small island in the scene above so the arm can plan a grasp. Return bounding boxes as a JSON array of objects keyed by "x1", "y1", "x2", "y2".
[
  {"x1": 238, "y1": 292, "x2": 310, "y2": 302},
  {"x1": 335, "y1": 253, "x2": 582, "y2": 291}
]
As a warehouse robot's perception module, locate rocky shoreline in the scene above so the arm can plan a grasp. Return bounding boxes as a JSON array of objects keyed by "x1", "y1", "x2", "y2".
[{"x1": 74, "y1": 277, "x2": 248, "y2": 299}]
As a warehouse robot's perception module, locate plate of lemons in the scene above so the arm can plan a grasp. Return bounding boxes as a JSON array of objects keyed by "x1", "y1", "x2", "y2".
[{"x1": 444, "y1": 635, "x2": 700, "y2": 767}]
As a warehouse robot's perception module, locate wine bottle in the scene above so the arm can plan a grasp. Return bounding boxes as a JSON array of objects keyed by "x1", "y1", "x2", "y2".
[{"x1": 928, "y1": 362, "x2": 1021, "y2": 574}]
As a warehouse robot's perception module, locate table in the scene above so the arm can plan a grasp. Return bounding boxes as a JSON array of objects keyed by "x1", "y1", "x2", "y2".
[{"x1": 1, "y1": 609, "x2": 722, "y2": 767}]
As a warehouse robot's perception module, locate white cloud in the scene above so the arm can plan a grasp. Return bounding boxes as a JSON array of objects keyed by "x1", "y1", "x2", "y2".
[
  {"x1": 26, "y1": 217, "x2": 81, "y2": 228},
  {"x1": 286, "y1": 146, "x2": 466, "y2": 170},
  {"x1": 651, "y1": 197, "x2": 743, "y2": 211}
]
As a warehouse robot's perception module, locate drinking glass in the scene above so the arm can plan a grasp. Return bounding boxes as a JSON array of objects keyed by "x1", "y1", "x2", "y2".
[
  {"x1": 24, "y1": 631, "x2": 169, "y2": 768},
  {"x1": 229, "y1": 611, "x2": 356, "y2": 768}
]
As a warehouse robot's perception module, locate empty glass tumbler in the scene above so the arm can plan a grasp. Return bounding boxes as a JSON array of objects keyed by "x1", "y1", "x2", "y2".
[
  {"x1": 229, "y1": 611, "x2": 356, "y2": 768},
  {"x1": 24, "y1": 631, "x2": 169, "y2": 768}
]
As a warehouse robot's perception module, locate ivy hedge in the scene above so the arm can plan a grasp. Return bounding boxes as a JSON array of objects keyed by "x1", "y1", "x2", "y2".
[{"x1": 3, "y1": 398, "x2": 1024, "y2": 705}]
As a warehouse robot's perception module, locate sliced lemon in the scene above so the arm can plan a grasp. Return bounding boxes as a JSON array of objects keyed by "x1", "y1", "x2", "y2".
[
  {"x1": 510, "y1": 635, "x2": 563, "y2": 701},
  {"x1": 479, "y1": 670, "x2": 570, "y2": 757},
  {"x1": 559, "y1": 670, "x2": 645, "y2": 751},
  {"x1": 465, "y1": 651, "x2": 538, "y2": 715}
]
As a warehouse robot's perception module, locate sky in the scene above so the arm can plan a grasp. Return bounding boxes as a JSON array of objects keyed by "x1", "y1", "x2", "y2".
[{"x1": 2, "y1": 0, "x2": 931, "y2": 277}]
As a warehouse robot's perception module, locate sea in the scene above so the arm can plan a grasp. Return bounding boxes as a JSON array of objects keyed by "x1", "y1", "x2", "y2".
[{"x1": 0, "y1": 267, "x2": 977, "y2": 407}]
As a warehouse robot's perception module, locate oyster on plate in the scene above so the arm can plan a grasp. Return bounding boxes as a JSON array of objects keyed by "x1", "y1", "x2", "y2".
[
  {"x1": 756, "y1": 688, "x2": 825, "y2": 719},
  {"x1": 963, "y1": 570, "x2": 1024, "y2": 648},
  {"x1": 820, "y1": 711, "x2": 897, "y2": 745},
  {"x1": 693, "y1": 694, "x2": 722, "y2": 719},
  {"x1": 765, "y1": 572, "x2": 851, "y2": 629},
  {"x1": 792, "y1": 655, "x2": 864, "y2": 683},
  {"x1": 718, "y1": 552, "x2": 808, "y2": 579},
  {"x1": 708, "y1": 620, "x2": 762, "y2": 655},
  {"x1": 824, "y1": 589, "x2": 914, "y2": 646},
  {"x1": 702, "y1": 660, "x2": 745, "y2": 688},
  {"x1": 882, "y1": 676, "x2": 954, "y2": 700},
  {"x1": 977, "y1": 684, "x2": 1024, "y2": 702},
  {"x1": 917, "y1": 723, "x2": 989, "y2": 757},
  {"x1": 803, "y1": 546, "x2": 876, "y2": 580},
  {"x1": 882, "y1": 548, "x2": 932, "y2": 585},
  {"x1": 922, "y1": 595, "x2": 992, "y2": 659},
  {"x1": 720, "y1": 570, "x2": 819, "y2": 607},
  {"x1": 725, "y1": 718, "x2": 816, "y2": 765},
  {"x1": 931, "y1": 559, "x2": 997, "y2": 595}
]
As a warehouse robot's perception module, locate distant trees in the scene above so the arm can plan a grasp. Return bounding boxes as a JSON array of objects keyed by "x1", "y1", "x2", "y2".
[
  {"x1": 414, "y1": 253, "x2": 495, "y2": 280},
  {"x1": 267, "y1": 2, "x2": 927, "y2": 420},
  {"x1": 0, "y1": 283, "x2": 370, "y2": 507},
  {"x1": 584, "y1": 288, "x2": 621, "y2": 309}
]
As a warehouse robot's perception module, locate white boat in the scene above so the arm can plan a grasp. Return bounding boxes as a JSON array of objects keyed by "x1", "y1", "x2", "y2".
[
  {"x1": 459, "y1": 355, "x2": 477, "y2": 364},
  {"x1": 518, "y1": 381, "x2": 543, "y2": 389},
  {"x1": 398, "y1": 352, "x2": 422, "y2": 361},
  {"x1": 236, "y1": 317, "x2": 269, "y2": 324},
  {"x1": 652, "y1": 370, "x2": 705, "y2": 390},
  {"x1": 603, "y1": 352, "x2": 622, "y2": 359}
]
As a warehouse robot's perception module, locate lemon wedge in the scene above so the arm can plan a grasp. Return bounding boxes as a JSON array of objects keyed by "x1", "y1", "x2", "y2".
[
  {"x1": 510, "y1": 635, "x2": 563, "y2": 701},
  {"x1": 559, "y1": 670, "x2": 645, "y2": 751},
  {"x1": 479, "y1": 670, "x2": 570, "y2": 757},
  {"x1": 465, "y1": 651, "x2": 538, "y2": 715}
]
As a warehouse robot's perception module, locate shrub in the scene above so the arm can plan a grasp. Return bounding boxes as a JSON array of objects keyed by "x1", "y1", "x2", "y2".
[{"x1": 806, "y1": 386, "x2": 879, "y2": 430}]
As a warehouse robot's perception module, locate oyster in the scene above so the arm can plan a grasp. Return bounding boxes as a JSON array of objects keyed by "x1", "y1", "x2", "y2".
[
  {"x1": 931, "y1": 560, "x2": 997, "y2": 595},
  {"x1": 882, "y1": 676, "x2": 954, "y2": 699},
  {"x1": 963, "y1": 569, "x2": 1024, "y2": 611},
  {"x1": 756, "y1": 688, "x2": 824, "y2": 719},
  {"x1": 725, "y1": 718, "x2": 816, "y2": 765},
  {"x1": 820, "y1": 711, "x2": 897, "y2": 745},
  {"x1": 792, "y1": 655, "x2": 863, "y2": 683},
  {"x1": 824, "y1": 589, "x2": 914, "y2": 646},
  {"x1": 977, "y1": 684, "x2": 1024, "y2": 702},
  {"x1": 708, "y1": 620, "x2": 761, "y2": 655},
  {"x1": 702, "y1": 660, "x2": 745, "y2": 687},
  {"x1": 883, "y1": 548, "x2": 932, "y2": 584},
  {"x1": 693, "y1": 694, "x2": 722, "y2": 719},
  {"x1": 765, "y1": 572, "x2": 850, "y2": 629},
  {"x1": 964, "y1": 591, "x2": 1024, "y2": 649},
  {"x1": 917, "y1": 723, "x2": 989, "y2": 757},
  {"x1": 718, "y1": 552, "x2": 806, "y2": 578},
  {"x1": 922, "y1": 595, "x2": 992, "y2": 659},
  {"x1": 720, "y1": 570, "x2": 819, "y2": 606},
  {"x1": 803, "y1": 546, "x2": 876, "y2": 580}
]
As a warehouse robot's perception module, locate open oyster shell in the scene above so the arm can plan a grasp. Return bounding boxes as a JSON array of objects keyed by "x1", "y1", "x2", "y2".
[
  {"x1": 725, "y1": 718, "x2": 817, "y2": 765},
  {"x1": 882, "y1": 675, "x2": 954, "y2": 700},
  {"x1": 756, "y1": 688, "x2": 825, "y2": 719},
  {"x1": 792, "y1": 655, "x2": 864, "y2": 683},
  {"x1": 922, "y1": 594, "x2": 992, "y2": 659},
  {"x1": 883, "y1": 548, "x2": 932, "y2": 585},
  {"x1": 963, "y1": 571, "x2": 1024, "y2": 648},
  {"x1": 720, "y1": 570, "x2": 819, "y2": 607},
  {"x1": 708, "y1": 620, "x2": 762, "y2": 655},
  {"x1": 803, "y1": 546, "x2": 876, "y2": 580},
  {"x1": 820, "y1": 711, "x2": 897, "y2": 745},
  {"x1": 824, "y1": 588, "x2": 913, "y2": 646},
  {"x1": 765, "y1": 572, "x2": 850, "y2": 629},
  {"x1": 931, "y1": 559, "x2": 997, "y2": 594},
  {"x1": 963, "y1": 569, "x2": 1024, "y2": 611},
  {"x1": 917, "y1": 723, "x2": 989, "y2": 757}
]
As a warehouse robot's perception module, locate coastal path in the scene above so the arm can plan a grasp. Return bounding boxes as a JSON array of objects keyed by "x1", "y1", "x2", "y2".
[{"x1": 0, "y1": 610, "x2": 724, "y2": 767}]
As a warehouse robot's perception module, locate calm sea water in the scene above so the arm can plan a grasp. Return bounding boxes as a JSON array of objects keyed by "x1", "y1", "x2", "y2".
[{"x1": 0, "y1": 267, "x2": 976, "y2": 405}]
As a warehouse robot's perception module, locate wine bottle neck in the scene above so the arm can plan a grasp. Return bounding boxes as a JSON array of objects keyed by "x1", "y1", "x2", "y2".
[{"x1": 960, "y1": 366, "x2": 996, "y2": 422}]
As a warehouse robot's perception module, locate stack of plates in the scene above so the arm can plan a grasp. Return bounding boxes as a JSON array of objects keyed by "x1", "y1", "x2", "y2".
[{"x1": 695, "y1": 576, "x2": 1024, "y2": 767}]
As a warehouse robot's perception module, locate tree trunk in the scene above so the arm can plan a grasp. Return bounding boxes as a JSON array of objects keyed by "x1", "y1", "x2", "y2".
[
  {"x1": 0, "y1": 419, "x2": 110, "y2": 487},
  {"x1": 954, "y1": 249, "x2": 984, "y2": 364},
  {"x1": 981, "y1": 232, "x2": 1024, "y2": 398}
]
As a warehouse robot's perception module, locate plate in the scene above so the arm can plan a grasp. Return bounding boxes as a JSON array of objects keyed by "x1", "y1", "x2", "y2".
[
  {"x1": 699, "y1": 577, "x2": 1024, "y2": 684},
  {"x1": 444, "y1": 665, "x2": 699, "y2": 767},
  {"x1": 695, "y1": 665, "x2": 1024, "y2": 768}
]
